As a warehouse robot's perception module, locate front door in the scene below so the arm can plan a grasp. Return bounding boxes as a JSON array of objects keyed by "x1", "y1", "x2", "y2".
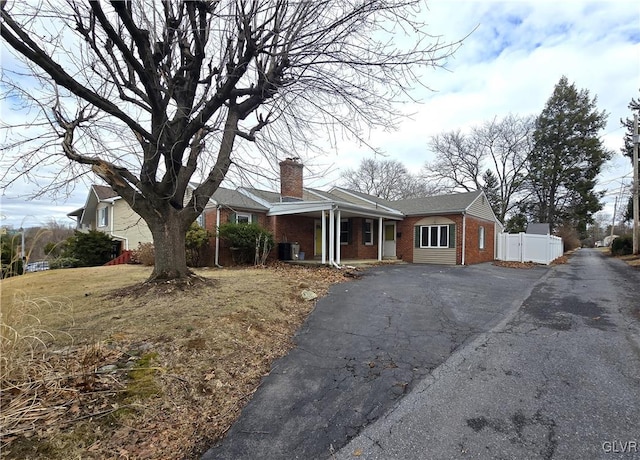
[{"x1": 383, "y1": 222, "x2": 396, "y2": 258}]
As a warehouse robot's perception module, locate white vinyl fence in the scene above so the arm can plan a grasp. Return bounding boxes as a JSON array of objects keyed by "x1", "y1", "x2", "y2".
[{"x1": 496, "y1": 232, "x2": 564, "y2": 265}]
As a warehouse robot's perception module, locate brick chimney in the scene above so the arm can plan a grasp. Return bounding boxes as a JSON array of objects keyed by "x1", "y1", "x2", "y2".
[{"x1": 279, "y1": 157, "x2": 304, "y2": 199}]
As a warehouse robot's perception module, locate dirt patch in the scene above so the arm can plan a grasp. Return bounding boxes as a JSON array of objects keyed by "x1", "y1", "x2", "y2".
[{"x1": 1, "y1": 263, "x2": 354, "y2": 459}]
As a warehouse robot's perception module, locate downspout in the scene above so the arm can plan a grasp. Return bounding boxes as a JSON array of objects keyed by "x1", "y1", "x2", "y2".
[
  {"x1": 461, "y1": 213, "x2": 466, "y2": 265},
  {"x1": 215, "y1": 206, "x2": 223, "y2": 267}
]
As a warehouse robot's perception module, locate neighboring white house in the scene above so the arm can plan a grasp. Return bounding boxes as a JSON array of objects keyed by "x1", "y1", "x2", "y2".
[{"x1": 68, "y1": 185, "x2": 153, "y2": 251}]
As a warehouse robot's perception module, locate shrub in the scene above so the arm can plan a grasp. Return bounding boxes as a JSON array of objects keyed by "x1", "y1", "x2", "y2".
[
  {"x1": 64, "y1": 230, "x2": 114, "y2": 266},
  {"x1": 218, "y1": 223, "x2": 274, "y2": 265},
  {"x1": 611, "y1": 234, "x2": 633, "y2": 256},
  {"x1": 186, "y1": 222, "x2": 211, "y2": 267},
  {"x1": 131, "y1": 242, "x2": 155, "y2": 266},
  {"x1": 0, "y1": 232, "x2": 24, "y2": 278},
  {"x1": 49, "y1": 257, "x2": 81, "y2": 269},
  {"x1": 556, "y1": 225, "x2": 580, "y2": 252}
]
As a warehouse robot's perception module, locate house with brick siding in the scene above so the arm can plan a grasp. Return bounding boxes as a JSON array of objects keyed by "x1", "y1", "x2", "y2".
[
  {"x1": 204, "y1": 158, "x2": 502, "y2": 266},
  {"x1": 75, "y1": 159, "x2": 502, "y2": 266}
]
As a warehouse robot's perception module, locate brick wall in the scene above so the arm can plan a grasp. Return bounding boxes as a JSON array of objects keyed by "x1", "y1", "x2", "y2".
[
  {"x1": 271, "y1": 215, "x2": 315, "y2": 259},
  {"x1": 279, "y1": 159, "x2": 304, "y2": 199},
  {"x1": 463, "y1": 215, "x2": 495, "y2": 264},
  {"x1": 397, "y1": 214, "x2": 496, "y2": 265}
]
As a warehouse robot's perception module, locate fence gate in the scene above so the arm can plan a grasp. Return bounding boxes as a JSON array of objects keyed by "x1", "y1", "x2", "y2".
[{"x1": 497, "y1": 233, "x2": 563, "y2": 265}]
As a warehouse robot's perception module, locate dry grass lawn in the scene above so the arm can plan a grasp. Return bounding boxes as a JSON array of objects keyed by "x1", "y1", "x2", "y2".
[{"x1": 1, "y1": 263, "x2": 352, "y2": 459}]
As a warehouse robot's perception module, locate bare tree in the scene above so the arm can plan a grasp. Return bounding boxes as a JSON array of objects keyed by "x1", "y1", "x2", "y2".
[
  {"x1": 1, "y1": 0, "x2": 460, "y2": 281},
  {"x1": 340, "y1": 157, "x2": 438, "y2": 200},
  {"x1": 423, "y1": 114, "x2": 533, "y2": 222}
]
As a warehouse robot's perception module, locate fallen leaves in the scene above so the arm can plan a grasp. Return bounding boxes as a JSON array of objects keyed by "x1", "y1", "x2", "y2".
[{"x1": 1, "y1": 263, "x2": 354, "y2": 459}]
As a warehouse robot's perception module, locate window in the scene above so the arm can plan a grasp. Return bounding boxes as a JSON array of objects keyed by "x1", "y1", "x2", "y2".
[
  {"x1": 419, "y1": 225, "x2": 450, "y2": 248},
  {"x1": 98, "y1": 207, "x2": 109, "y2": 227},
  {"x1": 479, "y1": 226, "x2": 486, "y2": 250},
  {"x1": 363, "y1": 219, "x2": 373, "y2": 245},
  {"x1": 235, "y1": 213, "x2": 251, "y2": 224},
  {"x1": 197, "y1": 213, "x2": 205, "y2": 227},
  {"x1": 340, "y1": 219, "x2": 351, "y2": 245}
]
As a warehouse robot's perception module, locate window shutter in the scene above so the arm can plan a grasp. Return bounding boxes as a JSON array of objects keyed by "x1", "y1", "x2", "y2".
[
  {"x1": 448, "y1": 224, "x2": 455, "y2": 248},
  {"x1": 414, "y1": 226, "x2": 420, "y2": 248},
  {"x1": 229, "y1": 212, "x2": 236, "y2": 223},
  {"x1": 347, "y1": 219, "x2": 352, "y2": 244},
  {"x1": 251, "y1": 214, "x2": 257, "y2": 224}
]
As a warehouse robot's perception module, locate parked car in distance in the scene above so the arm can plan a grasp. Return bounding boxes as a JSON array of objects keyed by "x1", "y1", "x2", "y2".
[{"x1": 25, "y1": 260, "x2": 50, "y2": 272}]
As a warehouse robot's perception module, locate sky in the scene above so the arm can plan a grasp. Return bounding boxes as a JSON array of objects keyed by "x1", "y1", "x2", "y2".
[{"x1": 1, "y1": 0, "x2": 639, "y2": 229}]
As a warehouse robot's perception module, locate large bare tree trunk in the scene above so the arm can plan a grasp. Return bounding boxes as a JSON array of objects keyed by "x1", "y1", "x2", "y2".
[{"x1": 148, "y1": 214, "x2": 190, "y2": 281}]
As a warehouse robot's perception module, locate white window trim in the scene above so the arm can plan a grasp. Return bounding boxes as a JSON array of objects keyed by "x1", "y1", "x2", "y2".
[
  {"x1": 419, "y1": 225, "x2": 449, "y2": 248},
  {"x1": 235, "y1": 212, "x2": 252, "y2": 224},
  {"x1": 97, "y1": 207, "x2": 109, "y2": 227},
  {"x1": 364, "y1": 219, "x2": 374, "y2": 246}
]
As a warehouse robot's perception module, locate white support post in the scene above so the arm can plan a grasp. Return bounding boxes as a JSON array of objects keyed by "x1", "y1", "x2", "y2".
[
  {"x1": 321, "y1": 209, "x2": 327, "y2": 264},
  {"x1": 336, "y1": 210, "x2": 341, "y2": 265},
  {"x1": 328, "y1": 208, "x2": 335, "y2": 265},
  {"x1": 378, "y1": 217, "x2": 383, "y2": 261}
]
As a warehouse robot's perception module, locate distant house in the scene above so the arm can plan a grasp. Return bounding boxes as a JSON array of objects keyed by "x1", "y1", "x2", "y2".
[
  {"x1": 71, "y1": 159, "x2": 503, "y2": 266},
  {"x1": 526, "y1": 223, "x2": 551, "y2": 235},
  {"x1": 68, "y1": 184, "x2": 153, "y2": 254}
]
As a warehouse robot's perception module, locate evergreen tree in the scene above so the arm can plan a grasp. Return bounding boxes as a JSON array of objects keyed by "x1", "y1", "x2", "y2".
[
  {"x1": 620, "y1": 93, "x2": 640, "y2": 163},
  {"x1": 527, "y1": 76, "x2": 611, "y2": 237},
  {"x1": 481, "y1": 169, "x2": 501, "y2": 218}
]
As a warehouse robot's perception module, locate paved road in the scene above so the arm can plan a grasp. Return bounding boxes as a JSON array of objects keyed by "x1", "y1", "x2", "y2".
[
  {"x1": 336, "y1": 249, "x2": 640, "y2": 459},
  {"x1": 203, "y1": 262, "x2": 548, "y2": 459}
]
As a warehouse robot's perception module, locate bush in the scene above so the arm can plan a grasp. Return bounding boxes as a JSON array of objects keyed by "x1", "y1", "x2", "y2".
[
  {"x1": 218, "y1": 223, "x2": 274, "y2": 265},
  {"x1": 186, "y1": 222, "x2": 211, "y2": 267},
  {"x1": 131, "y1": 242, "x2": 155, "y2": 266},
  {"x1": 49, "y1": 257, "x2": 81, "y2": 269},
  {"x1": 556, "y1": 225, "x2": 580, "y2": 252},
  {"x1": 64, "y1": 230, "x2": 114, "y2": 266},
  {"x1": 611, "y1": 234, "x2": 633, "y2": 256}
]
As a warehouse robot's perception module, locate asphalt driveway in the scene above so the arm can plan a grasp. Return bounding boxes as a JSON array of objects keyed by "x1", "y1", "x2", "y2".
[
  {"x1": 335, "y1": 249, "x2": 640, "y2": 459},
  {"x1": 202, "y1": 262, "x2": 549, "y2": 459}
]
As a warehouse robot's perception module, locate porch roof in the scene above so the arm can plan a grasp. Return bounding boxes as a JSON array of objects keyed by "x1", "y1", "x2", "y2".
[{"x1": 267, "y1": 200, "x2": 403, "y2": 219}]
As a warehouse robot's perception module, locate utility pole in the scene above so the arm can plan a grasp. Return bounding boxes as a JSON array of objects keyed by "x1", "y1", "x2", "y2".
[
  {"x1": 611, "y1": 196, "x2": 617, "y2": 242},
  {"x1": 633, "y1": 113, "x2": 639, "y2": 255}
]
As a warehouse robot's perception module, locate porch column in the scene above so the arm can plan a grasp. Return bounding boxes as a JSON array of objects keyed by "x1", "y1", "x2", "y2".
[
  {"x1": 336, "y1": 210, "x2": 341, "y2": 265},
  {"x1": 378, "y1": 217, "x2": 383, "y2": 261},
  {"x1": 321, "y1": 209, "x2": 327, "y2": 264},
  {"x1": 328, "y1": 208, "x2": 335, "y2": 265}
]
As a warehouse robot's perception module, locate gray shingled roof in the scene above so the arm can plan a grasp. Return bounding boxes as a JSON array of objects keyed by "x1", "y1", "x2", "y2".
[
  {"x1": 93, "y1": 184, "x2": 118, "y2": 200},
  {"x1": 391, "y1": 190, "x2": 482, "y2": 216},
  {"x1": 332, "y1": 187, "x2": 396, "y2": 208},
  {"x1": 240, "y1": 188, "x2": 286, "y2": 204},
  {"x1": 526, "y1": 223, "x2": 550, "y2": 235},
  {"x1": 212, "y1": 187, "x2": 267, "y2": 211}
]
